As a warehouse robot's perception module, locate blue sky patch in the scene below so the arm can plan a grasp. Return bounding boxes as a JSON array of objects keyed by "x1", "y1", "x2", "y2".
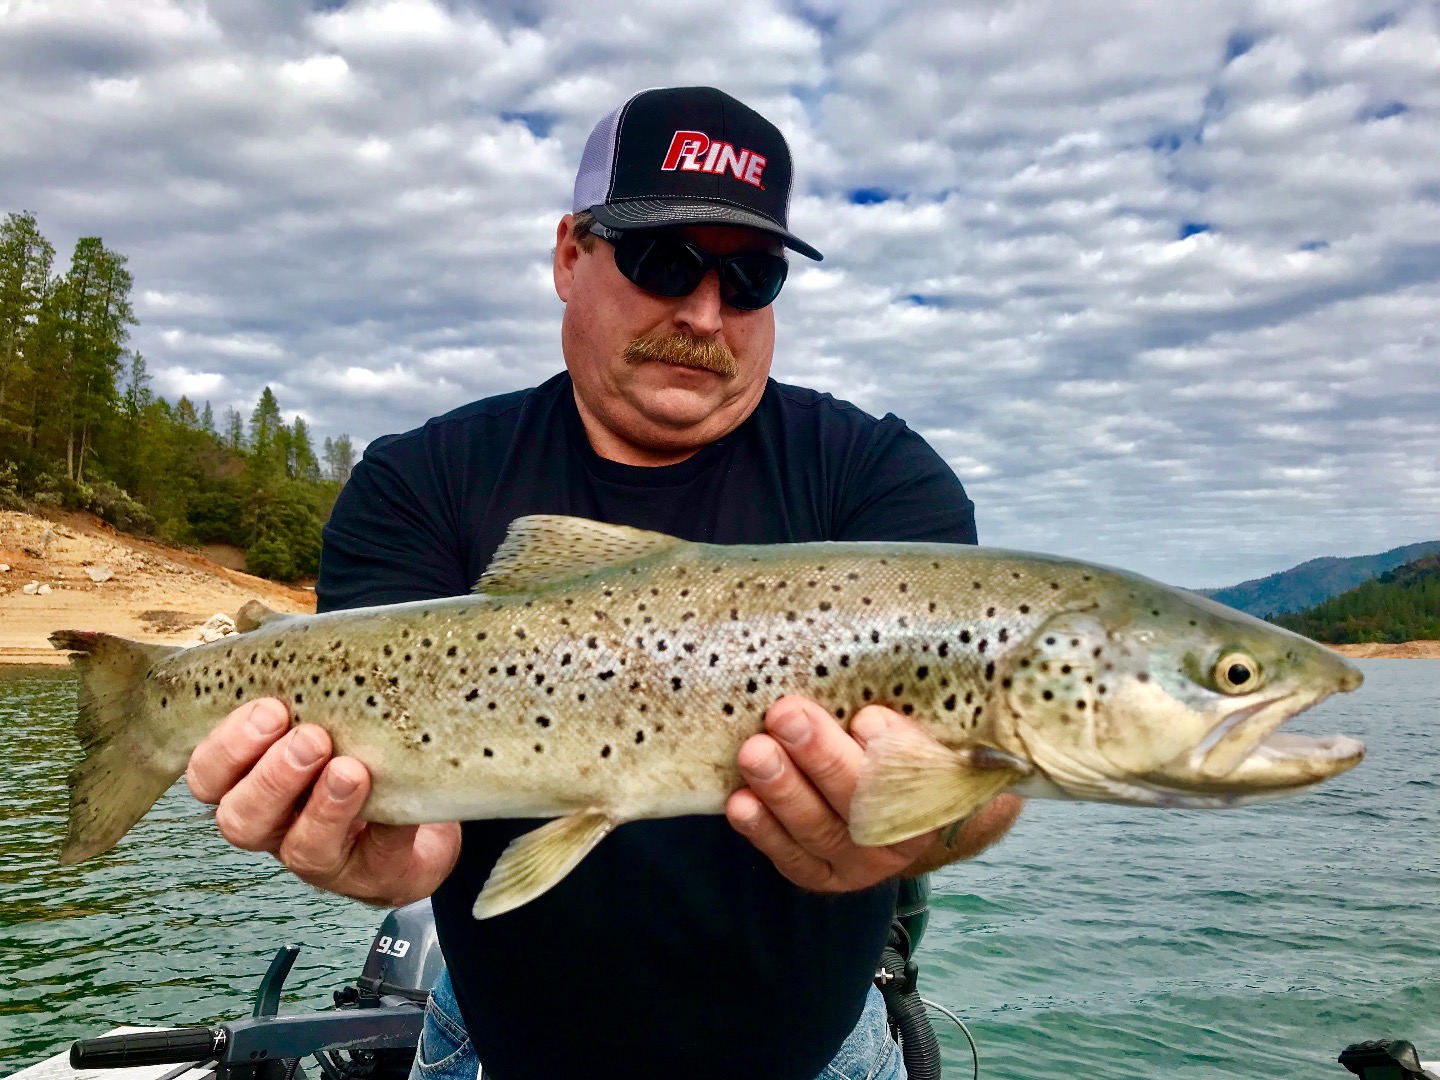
[
  {"x1": 850, "y1": 188, "x2": 892, "y2": 205},
  {"x1": 500, "y1": 111, "x2": 555, "y2": 138},
  {"x1": 1178, "y1": 222, "x2": 1211, "y2": 240}
]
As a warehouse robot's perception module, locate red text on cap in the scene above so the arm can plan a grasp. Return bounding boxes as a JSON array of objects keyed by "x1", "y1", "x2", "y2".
[{"x1": 660, "y1": 130, "x2": 766, "y2": 188}]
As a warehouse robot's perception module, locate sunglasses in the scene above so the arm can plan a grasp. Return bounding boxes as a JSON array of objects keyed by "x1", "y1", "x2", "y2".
[{"x1": 589, "y1": 222, "x2": 789, "y2": 311}]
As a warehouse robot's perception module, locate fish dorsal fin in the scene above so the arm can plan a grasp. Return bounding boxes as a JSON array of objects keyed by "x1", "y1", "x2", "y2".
[
  {"x1": 234, "y1": 600, "x2": 289, "y2": 633},
  {"x1": 475, "y1": 515, "x2": 687, "y2": 595}
]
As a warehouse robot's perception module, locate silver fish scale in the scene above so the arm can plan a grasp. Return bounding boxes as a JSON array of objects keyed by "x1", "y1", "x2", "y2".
[{"x1": 146, "y1": 543, "x2": 1118, "y2": 826}]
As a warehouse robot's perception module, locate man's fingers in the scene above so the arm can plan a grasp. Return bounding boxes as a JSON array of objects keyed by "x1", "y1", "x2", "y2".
[
  {"x1": 186, "y1": 698, "x2": 291, "y2": 804},
  {"x1": 736, "y1": 730, "x2": 853, "y2": 860},
  {"x1": 725, "y1": 787, "x2": 835, "y2": 890},
  {"x1": 213, "y1": 724, "x2": 332, "y2": 852},
  {"x1": 276, "y1": 756, "x2": 370, "y2": 881},
  {"x1": 763, "y1": 696, "x2": 866, "y2": 816}
]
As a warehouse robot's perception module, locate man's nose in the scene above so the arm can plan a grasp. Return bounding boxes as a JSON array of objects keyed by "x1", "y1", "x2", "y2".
[{"x1": 671, "y1": 270, "x2": 724, "y2": 338}]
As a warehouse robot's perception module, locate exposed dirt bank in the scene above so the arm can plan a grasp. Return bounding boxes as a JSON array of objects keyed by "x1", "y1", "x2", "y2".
[
  {"x1": 1328, "y1": 640, "x2": 1440, "y2": 659},
  {"x1": 0, "y1": 509, "x2": 315, "y2": 666}
]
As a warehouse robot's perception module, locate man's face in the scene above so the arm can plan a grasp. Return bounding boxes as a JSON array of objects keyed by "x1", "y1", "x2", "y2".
[{"x1": 553, "y1": 217, "x2": 780, "y2": 466}]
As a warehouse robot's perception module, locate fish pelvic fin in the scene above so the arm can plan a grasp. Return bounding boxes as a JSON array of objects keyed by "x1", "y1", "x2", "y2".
[
  {"x1": 849, "y1": 727, "x2": 1027, "y2": 847},
  {"x1": 49, "y1": 630, "x2": 186, "y2": 865},
  {"x1": 472, "y1": 808, "x2": 618, "y2": 919},
  {"x1": 475, "y1": 516, "x2": 687, "y2": 595}
]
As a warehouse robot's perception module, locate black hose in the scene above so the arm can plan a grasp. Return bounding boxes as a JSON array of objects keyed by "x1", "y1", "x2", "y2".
[{"x1": 877, "y1": 944, "x2": 943, "y2": 1080}]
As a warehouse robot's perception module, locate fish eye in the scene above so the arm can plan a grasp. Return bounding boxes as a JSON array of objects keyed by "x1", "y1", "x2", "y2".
[{"x1": 1213, "y1": 652, "x2": 1260, "y2": 694}]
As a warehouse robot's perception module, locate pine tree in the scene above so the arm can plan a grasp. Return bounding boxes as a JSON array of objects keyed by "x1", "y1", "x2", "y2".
[
  {"x1": 323, "y1": 433, "x2": 355, "y2": 486},
  {"x1": 0, "y1": 211, "x2": 55, "y2": 432}
]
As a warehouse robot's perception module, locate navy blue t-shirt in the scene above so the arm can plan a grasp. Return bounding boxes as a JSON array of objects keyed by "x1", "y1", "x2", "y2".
[{"x1": 317, "y1": 372, "x2": 976, "y2": 1080}]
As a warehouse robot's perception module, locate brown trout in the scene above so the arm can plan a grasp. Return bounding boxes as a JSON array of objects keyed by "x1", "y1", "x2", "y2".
[{"x1": 52, "y1": 515, "x2": 1364, "y2": 918}]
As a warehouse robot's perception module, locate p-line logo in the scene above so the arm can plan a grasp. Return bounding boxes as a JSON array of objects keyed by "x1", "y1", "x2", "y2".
[{"x1": 661, "y1": 130, "x2": 767, "y2": 188}]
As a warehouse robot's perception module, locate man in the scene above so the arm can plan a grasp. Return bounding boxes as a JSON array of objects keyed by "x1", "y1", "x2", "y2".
[{"x1": 186, "y1": 86, "x2": 1022, "y2": 1080}]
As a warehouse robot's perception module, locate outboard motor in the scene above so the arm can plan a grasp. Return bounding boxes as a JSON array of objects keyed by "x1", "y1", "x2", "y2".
[{"x1": 347, "y1": 901, "x2": 445, "y2": 1006}]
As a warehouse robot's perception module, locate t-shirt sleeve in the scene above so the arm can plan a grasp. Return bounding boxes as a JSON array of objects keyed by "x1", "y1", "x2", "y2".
[
  {"x1": 833, "y1": 414, "x2": 978, "y2": 545},
  {"x1": 315, "y1": 435, "x2": 471, "y2": 613}
]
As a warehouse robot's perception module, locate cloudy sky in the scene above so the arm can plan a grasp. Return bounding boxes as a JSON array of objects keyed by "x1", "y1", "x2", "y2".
[{"x1": 2, "y1": 0, "x2": 1437, "y2": 586}]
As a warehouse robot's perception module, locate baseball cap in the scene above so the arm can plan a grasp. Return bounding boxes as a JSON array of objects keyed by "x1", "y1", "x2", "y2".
[{"x1": 572, "y1": 86, "x2": 823, "y2": 262}]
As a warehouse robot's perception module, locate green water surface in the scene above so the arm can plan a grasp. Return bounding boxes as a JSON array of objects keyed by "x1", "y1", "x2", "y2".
[{"x1": 1, "y1": 662, "x2": 1436, "y2": 1079}]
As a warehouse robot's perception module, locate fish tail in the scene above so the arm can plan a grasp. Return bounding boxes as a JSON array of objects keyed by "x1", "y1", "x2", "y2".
[{"x1": 50, "y1": 630, "x2": 186, "y2": 865}]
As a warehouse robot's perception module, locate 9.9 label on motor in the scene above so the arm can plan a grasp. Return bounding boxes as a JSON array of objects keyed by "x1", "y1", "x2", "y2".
[{"x1": 374, "y1": 936, "x2": 410, "y2": 957}]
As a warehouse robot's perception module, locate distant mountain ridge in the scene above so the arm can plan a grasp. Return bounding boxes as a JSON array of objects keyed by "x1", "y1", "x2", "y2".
[
  {"x1": 1196, "y1": 540, "x2": 1440, "y2": 617},
  {"x1": 1274, "y1": 553, "x2": 1440, "y2": 643}
]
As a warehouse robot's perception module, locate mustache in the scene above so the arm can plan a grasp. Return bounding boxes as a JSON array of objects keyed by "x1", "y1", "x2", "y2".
[{"x1": 623, "y1": 332, "x2": 739, "y2": 379}]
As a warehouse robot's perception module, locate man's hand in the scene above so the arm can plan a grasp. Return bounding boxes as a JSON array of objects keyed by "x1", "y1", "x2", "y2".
[
  {"x1": 185, "y1": 698, "x2": 461, "y2": 907},
  {"x1": 725, "y1": 696, "x2": 1022, "y2": 892}
]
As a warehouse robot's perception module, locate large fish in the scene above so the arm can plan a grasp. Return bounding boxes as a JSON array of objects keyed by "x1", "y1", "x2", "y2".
[{"x1": 52, "y1": 516, "x2": 1364, "y2": 918}]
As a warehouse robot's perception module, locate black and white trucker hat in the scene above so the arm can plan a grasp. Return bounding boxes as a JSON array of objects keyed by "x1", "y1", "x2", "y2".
[{"x1": 572, "y1": 86, "x2": 823, "y2": 261}]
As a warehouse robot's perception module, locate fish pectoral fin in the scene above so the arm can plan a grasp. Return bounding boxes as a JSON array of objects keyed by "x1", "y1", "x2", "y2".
[
  {"x1": 849, "y1": 729, "x2": 1025, "y2": 847},
  {"x1": 234, "y1": 600, "x2": 290, "y2": 633},
  {"x1": 472, "y1": 808, "x2": 618, "y2": 919},
  {"x1": 474, "y1": 516, "x2": 687, "y2": 595}
]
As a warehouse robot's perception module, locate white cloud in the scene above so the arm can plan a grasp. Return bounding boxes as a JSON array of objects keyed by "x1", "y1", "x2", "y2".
[{"x1": 1, "y1": 0, "x2": 1437, "y2": 585}]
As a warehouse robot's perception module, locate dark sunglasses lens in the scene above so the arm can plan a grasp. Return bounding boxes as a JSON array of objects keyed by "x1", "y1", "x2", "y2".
[
  {"x1": 615, "y1": 234, "x2": 706, "y2": 297},
  {"x1": 719, "y1": 253, "x2": 788, "y2": 310}
]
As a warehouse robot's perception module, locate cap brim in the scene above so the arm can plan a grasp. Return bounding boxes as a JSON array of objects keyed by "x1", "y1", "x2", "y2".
[{"x1": 591, "y1": 199, "x2": 823, "y2": 261}]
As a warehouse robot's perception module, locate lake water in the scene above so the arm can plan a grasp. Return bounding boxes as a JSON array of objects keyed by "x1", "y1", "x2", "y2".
[{"x1": 1, "y1": 661, "x2": 1436, "y2": 1079}]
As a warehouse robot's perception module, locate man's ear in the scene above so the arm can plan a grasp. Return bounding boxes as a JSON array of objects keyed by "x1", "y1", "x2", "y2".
[{"x1": 553, "y1": 214, "x2": 580, "y2": 302}]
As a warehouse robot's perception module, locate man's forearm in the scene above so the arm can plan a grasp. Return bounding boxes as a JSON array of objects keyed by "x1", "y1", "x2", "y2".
[{"x1": 902, "y1": 794, "x2": 1024, "y2": 876}]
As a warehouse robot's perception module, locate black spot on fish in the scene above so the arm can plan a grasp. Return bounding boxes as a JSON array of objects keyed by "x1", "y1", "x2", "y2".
[
  {"x1": 871, "y1": 630, "x2": 881, "y2": 643},
  {"x1": 1046, "y1": 637, "x2": 1056, "y2": 646},
  {"x1": 671, "y1": 677, "x2": 683, "y2": 691},
  {"x1": 710, "y1": 653, "x2": 720, "y2": 667},
  {"x1": 534, "y1": 744, "x2": 543, "y2": 753},
  {"x1": 1042, "y1": 690, "x2": 1054, "y2": 700},
  {"x1": 505, "y1": 665, "x2": 517, "y2": 676},
  {"x1": 466, "y1": 688, "x2": 480, "y2": 701},
  {"x1": 483, "y1": 747, "x2": 493, "y2": 758},
  {"x1": 296, "y1": 693, "x2": 304, "y2": 704},
  {"x1": 916, "y1": 666, "x2": 929, "y2": 680},
  {"x1": 536, "y1": 715, "x2": 550, "y2": 728},
  {"x1": 960, "y1": 630, "x2": 971, "y2": 644},
  {"x1": 1137, "y1": 672, "x2": 1150, "y2": 682},
  {"x1": 861, "y1": 596, "x2": 872, "y2": 605},
  {"x1": 938, "y1": 642, "x2": 949, "y2": 658},
  {"x1": 985, "y1": 662, "x2": 996, "y2": 681},
  {"x1": 723, "y1": 703, "x2": 734, "y2": 715},
  {"x1": 862, "y1": 687, "x2": 873, "y2": 701},
  {"x1": 599, "y1": 671, "x2": 615, "y2": 681},
  {"x1": 746, "y1": 679, "x2": 758, "y2": 693},
  {"x1": 535, "y1": 673, "x2": 545, "y2": 686},
  {"x1": 160, "y1": 697, "x2": 168, "y2": 708},
  {"x1": 366, "y1": 694, "x2": 377, "y2": 707},
  {"x1": 578, "y1": 693, "x2": 586, "y2": 702},
  {"x1": 683, "y1": 642, "x2": 696, "y2": 654},
  {"x1": 1061, "y1": 664, "x2": 1072, "y2": 674},
  {"x1": 355, "y1": 674, "x2": 366, "y2": 686},
  {"x1": 815, "y1": 664, "x2": 829, "y2": 677},
  {"x1": 819, "y1": 601, "x2": 832, "y2": 612},
  {"x1": 902, "y1": 704, "x2": 914, "y2": 715},
  {"x1": 404, "y1": 653, "x2": 412, "y2": 663},
  {"x1": 1001, "y1": 678, "x2": 1012, "y2": 689},
  {"x1": 601, "y1": 745, "x2": 611, "y2": 758},
  {"x1": 194, "y1": 684, "x2": 201, "y2": 697},
  {"x1": 635, "y1": 730, "x2": 645, "y2": 744},
  {"x1": 311, "y1": 674, "x2": 320, "y2": 684},
  {"x1": 236, "y1": 688, "x2": 244, "y2": 700},
  {"x1": 892, "y1": 683, "x2": 904, "y2": 696},
  {"x1": 839, "y1": 654, "x2": 850, "y2": 667},
  {"x1": 943, "y1": 694, "x2": 957, "y2": 711}
]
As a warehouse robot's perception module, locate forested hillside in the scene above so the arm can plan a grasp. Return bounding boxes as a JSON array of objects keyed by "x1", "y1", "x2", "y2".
[
  {"x1": 1274, "y1": 555, "x2": 1440, "y2": 643},
  {"x1": 1197, "y1": 540, "x2": 1440, "y2": 617},
  {"x1": 0, "y1": 210, "x2": 352, "y2": 580}
]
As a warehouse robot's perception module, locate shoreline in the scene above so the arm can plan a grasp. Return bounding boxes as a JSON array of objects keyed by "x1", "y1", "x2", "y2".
[
  {"x1": 1, "y1": 509, "x2": 315, "y2": 665},
  {"x1": 4, "y1": 509, "x2": 1436, "y2": 665}
]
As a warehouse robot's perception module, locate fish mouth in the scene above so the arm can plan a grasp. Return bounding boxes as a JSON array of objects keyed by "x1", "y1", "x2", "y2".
[{"x1": 1182, "y1": 689, "x2": 1365, "y2": 793}]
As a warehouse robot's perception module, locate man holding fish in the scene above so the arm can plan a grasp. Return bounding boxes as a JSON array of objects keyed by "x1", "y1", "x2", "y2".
[
  {"x1": 184, "y1": 86, "x2": 1013, "y2": 1079},
  {"x1": 154, "y1": 87, "x2": 1362, "y2": 1080}
]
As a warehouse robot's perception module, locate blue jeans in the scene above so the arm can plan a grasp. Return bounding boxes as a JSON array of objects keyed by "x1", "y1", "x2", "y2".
[{"x1": 407, "y1": 969, "x2": 904, "y2": 1080}]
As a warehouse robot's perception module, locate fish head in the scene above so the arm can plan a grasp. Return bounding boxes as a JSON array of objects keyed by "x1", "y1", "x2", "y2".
[{"x1": 1001, "y1": 583, "x2": 1364, "y2": 807}]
